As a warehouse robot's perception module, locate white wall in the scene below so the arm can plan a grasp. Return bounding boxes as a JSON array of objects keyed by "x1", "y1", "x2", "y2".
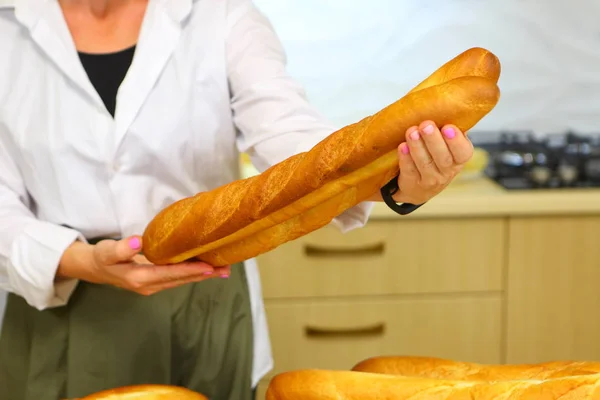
[
  {"x1": 253, "y1": 0, "x2": 600, "y2": 135},
  {"x1": 1, "y1": 0, "x2": 599, "y2": 330}
]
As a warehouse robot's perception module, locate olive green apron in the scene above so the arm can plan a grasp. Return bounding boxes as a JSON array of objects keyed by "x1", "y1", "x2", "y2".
[{"x1": 0, "y1": 261, "x2": 254, "y2": 400}]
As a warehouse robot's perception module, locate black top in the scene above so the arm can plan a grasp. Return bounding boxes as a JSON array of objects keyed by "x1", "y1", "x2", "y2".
[{"x1": 78, "y1": 45, "x2": 136, "y2": 117}]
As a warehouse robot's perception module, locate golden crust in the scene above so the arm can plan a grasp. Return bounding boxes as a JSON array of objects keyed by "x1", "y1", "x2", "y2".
[
  {"x1": 142, "y1": 47, "x2": 502, "y2": 266},
  {"x1": 266, "y1": 357, "x2": 600, "y2": 400},
  {"x1": 77, "y1": 384, "x2": 208, "y2": 400},
  {"x1": 352, "y1": 355, "x2": 600, "y2": 381}
]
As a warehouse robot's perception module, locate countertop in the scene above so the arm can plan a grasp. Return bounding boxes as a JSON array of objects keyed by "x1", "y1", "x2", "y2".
[
  {"x1": 240, "y1": 158, "x2": 600, "y2": 220},
  {"x1": 370, "y1": 175, "x2": 600, "y2": 219}
]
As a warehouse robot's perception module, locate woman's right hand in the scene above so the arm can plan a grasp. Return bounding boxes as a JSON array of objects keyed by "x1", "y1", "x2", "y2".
[{"x1": 57, "y1": 236, "x2": 228, "y2": 295}]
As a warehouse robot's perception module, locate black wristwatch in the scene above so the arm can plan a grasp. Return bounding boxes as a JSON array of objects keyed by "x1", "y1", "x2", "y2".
[{"x1": 379, "y1": 174, "x2": 424, "y2": 215}]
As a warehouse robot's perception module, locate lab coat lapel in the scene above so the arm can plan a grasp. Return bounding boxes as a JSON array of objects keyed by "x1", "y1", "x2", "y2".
[
  {"x1": 14, "y1": 0, "x2": 105, "y2": 109},
  {"x1": 112, "y1": 0, "x2": 192, "y2": 154}
]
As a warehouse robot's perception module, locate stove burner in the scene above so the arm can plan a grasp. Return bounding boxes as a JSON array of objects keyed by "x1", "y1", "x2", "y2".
[{"x1": 471, "y1": 130, "x2": 600, "y2": 190}]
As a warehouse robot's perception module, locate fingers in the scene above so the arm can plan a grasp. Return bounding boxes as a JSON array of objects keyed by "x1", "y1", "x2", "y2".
[
  {"x1": 397, "y1": 140, "x2": 419, "y2": 181},
  {"x1": 214, "y1": 264, "x2": 232, "y2": 277},
  {"x1": 141, "y1": 266, "x2": 231, "y2": 295},
  {"x1": 405, "y1": 125, "x2": 439, "y2": 178},
  {"x1": 132, "y1": 254, "x2": 151, "y2": 264},
  {"x1": 416, "y1": 121, "x2": 455, "y2": 175},
  {"x1": 126, "y1": 260, "x2": 216, "y2": 289},
  {"x1": 405, "y1": 121, "x2": 472, "y2": 177},
  {"x1": 93, "y1": 236, "x2": 143, "y2": 267},
  {"x1": 91, "y1": 235, "x2": 228, "y2": 295},
  {"x1": 132, "y1": 254, "x2": 229, "y2": 279},
  {"x1": 440, "y1": 124, "x2": 474, "y2": 165},
  {"x1": 393, "y1": 121, "x2": 472, "y2": 205}
]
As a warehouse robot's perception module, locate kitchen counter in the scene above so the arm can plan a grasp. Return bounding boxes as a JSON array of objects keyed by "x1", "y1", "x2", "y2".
[
  {"x1": 255, "y1": 170, "x2": 600, "y2": 399},
  {"x1": 370, "y1": 175, "x2": 600, "y2": 219},
  {"x1": 240, "y1": 156, "x2": 600, "y2": 219}
]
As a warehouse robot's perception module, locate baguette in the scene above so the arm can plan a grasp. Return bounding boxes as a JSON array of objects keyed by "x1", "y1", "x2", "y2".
[
  {"x1": 142, "y1": 47, "x2": 502, "y2": 266},
  {"x1": 265, "y1": 368, "x2": 600, "y2": 400},
  {"x1": 77, "y1": 384, "x2": 207, "y2": 399},
  {"x1": 352, "y1": 355, "x2": 600, "y2": 380}
]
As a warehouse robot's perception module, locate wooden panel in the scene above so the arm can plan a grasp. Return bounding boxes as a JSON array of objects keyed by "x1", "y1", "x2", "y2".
[
  {"x1": 262, "y1": 295, "x2": 503, "y2": 379},
  {"x1": 506, "y1": 216, "x2": 600, "y2": 363},
  {"x1": 256, "y1": 380, "x2": 269, "y2": 400},
  {"x1": 257, "y1": 218, "x2": 506, "y2": 299}
]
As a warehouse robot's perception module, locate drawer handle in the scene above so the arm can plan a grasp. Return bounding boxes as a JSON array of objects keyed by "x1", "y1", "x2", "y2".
[
  {"x1": 303, "y1": 242, "x2": 385, "y2": 258},
  {"x1": 304, "y1": 323, "x2": 385, "y2": 338}
]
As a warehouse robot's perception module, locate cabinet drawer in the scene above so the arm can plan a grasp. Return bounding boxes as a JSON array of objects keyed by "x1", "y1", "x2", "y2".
[
  {"x1": 262, "y1": 295, "x2": 502, "y2": 379},
  {"x1": 257, "y1": 218, "x2": 505, "y2": 299}
]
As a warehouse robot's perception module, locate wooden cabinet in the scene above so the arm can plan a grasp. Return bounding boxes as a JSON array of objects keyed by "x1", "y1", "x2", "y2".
[
  {"x1": 506, "y1": 216, "x2": 600, "y2": 363},
  {"x1": 258, "y1": 218, "x2": 505, "y2": 299},
  {"x1": 255, "y1": 211, "x2": 600, "y2": 398},
  {"x1": 264, "y1": 296, "x2": 503, "y2": 378},
  {"x1": 256, "y1": 217, "x2": 507, "y2": 391}
]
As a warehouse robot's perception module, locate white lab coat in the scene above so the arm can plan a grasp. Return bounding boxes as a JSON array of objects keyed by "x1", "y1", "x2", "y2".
[{"x1": 0, "y1": 0, "x2": 373, "y2": 387}]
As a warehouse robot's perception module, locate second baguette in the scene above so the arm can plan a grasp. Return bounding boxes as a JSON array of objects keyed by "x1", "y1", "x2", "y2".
[
  {"x1": 265, "y1": 369, "x2": 600, "y2": 400},
  {"x1": 352, "y1": 355, "x2": 600, "y2": 381}
]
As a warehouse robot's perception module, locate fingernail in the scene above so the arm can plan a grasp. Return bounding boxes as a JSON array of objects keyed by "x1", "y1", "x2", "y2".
[
  {"x1": 422, "y1": 124, "x2": 435, "y2": 135},
  {"x1": 203, "y1": 271, "x2": 213, "y2": 275},
  {"x1": 220, "y1": 274, "x2": 230, "y2": 278},
  {"x1": 128, "y1": 237, "x2": 141, "y2": 250},
  {"x1": 410, "y1": 131, "x2": 420, "y2": 141},
  {"x1": 443, "y1": 127, "x2": 456, "y2": 139},
  {"x1": 400, "y1": 143, "x2": 409, "y2": 155}
]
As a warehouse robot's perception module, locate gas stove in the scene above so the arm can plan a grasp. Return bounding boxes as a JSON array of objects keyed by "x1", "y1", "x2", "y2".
[{"x1": 471, "y1": 131, "x2": 600, "y2": 190}]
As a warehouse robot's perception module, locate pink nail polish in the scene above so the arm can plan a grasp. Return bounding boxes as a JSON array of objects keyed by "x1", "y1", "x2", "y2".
[
  {"x1": 203, "y1": 271, "x2": 213, "y2": 275},
  {"x1": 443, "y1": 127, "x2": 456, "y2": 139},
  {"x1": 400, "y1": 143, "x2": 410, "y2": 155},
  {"x1": 422, "y1": 124, "x2": 435, "y2": 135},
  {"x1": 220, "y1": 274, "x2": 229, "y2": 278},
  {"x1": 128, "y1": 237, "x2": 141, "y2": 250},
  {"x1": 410, "y1": 131, "x2": 420, "y2": 141}
]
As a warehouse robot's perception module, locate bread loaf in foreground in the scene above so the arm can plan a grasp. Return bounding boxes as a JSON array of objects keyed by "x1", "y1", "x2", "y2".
[
  {"x1": 266, "y1": 357, "x2": 600, "y2": 400},
  {"x1": 142, "y1": 47, "x2": 502, "y2": 266},
  {"x1": 352, "y1": 355, "x2": 600, "y2": 381},
  {"x1": 77, "y1": 384, "x2": 207, "y2": 399}
]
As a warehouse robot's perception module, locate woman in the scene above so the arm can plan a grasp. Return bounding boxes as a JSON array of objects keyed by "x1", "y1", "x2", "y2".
[{"x1": 0, "y1": 0, "x2": 474, "y2": 399}]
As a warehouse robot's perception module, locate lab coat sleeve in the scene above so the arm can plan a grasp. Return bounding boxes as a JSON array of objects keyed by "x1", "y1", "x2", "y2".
[
  {"x1": 0, "y1": 128, "x2": 84, "y2": 311},
  {"x1": 225, "y1": 0, "x2": 374, "y2": 232}
]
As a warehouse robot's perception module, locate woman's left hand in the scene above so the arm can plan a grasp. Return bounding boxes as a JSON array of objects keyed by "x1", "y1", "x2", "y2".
[{"x1": 390, "y1": 120, "x2": 474, "y2": 205}]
